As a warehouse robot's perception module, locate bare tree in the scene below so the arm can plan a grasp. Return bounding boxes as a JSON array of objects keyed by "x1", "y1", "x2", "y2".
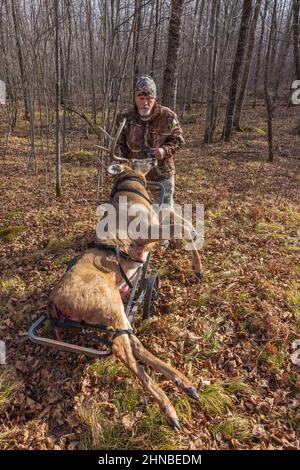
[
  {"x1": 292, "y1": 0, "x2": 300, "y2": 79},
  {"x1": 55, "y1": 0, "x2": 61, "y2": 197},
  {"x1": 133, "y1": 0, "x2": 142, "y2": 88},
  {"x1": 223, "y1": 0, "x2": 253, "y2": 141},
  {"x1": 264, "y1": 0, "x2": 277, "y2": 162},
  {"x1": 162, "y1": 0, "x2": 184, "y2": 109},
  {"x1": 11, "y1": 0, "x2": 29, "y2": 121},
  {"x1": 86, "y1": 0, "x2": 97, "y2": 124},
  {"x1": 252, "y1": 0, "x2": 268, "y2": 108},
  {"x1": 203, "y1": 0, "x2": 220, "y2": 143},
  {"x1": 151, "y1": 0, "x2": 160, "y2": 77},
  {"x1": 233, "y1": 0, "x2": 263, "y2": 130}
]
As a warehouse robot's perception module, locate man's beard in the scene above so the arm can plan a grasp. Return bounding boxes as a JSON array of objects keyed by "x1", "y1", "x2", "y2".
[{"x1": 138, "y1": 108, "x2": 151, "y2": 117}]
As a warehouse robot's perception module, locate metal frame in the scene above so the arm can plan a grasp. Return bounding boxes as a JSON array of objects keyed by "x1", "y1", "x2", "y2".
[{"x1": 28, "y1": 315, "x2": 112, "y2": 357}]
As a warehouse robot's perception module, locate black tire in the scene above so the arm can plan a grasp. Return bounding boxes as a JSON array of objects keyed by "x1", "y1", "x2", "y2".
[{"x1": 143, "y1": 271, "x2": 159, "y2": 319}]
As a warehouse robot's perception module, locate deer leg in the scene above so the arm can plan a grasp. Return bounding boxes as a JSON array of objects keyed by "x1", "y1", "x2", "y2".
[
  {"x1": 128, "y1": 334, "x2": 199, "y2": 401},
  {"x1": 112, "y1": 333, "x2": 181, "y2": 430}
]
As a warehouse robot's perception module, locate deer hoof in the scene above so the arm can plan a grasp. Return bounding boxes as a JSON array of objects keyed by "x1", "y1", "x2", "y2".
[
  {"x1": 168, "y1": 418, "x2": 181, "y2": 431},
  {"x1": 195, "y1": 272, "x2": 204, "y2": 280},
  {"x1": 186, "y1": 387, "x2": 200, "y2": 401}
]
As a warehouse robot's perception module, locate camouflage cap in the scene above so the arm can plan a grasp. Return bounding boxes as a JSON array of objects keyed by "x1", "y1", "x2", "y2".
[{"x1": 135, "y1": 75, "x2": 156, "y2": 99}]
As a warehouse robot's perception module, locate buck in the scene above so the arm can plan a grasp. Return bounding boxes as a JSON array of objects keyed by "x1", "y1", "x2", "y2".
[{"x1": 48, "y1": 117, "x2": 203, "y2": 429}]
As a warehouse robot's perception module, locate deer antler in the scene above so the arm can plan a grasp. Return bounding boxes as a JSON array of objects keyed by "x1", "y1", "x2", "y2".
[{"x1": 66, "y1": 106, "x2": 128, "y2": 162}]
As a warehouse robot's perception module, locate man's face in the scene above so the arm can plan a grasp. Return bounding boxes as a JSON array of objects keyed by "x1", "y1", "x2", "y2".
[{"x1": 135, "y1": 95, "x2": 156, "y2": 117}]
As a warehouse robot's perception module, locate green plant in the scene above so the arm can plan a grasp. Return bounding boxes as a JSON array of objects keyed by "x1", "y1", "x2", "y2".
[
  {"x1": 199, "y1": 382, "x2": 233, "y2": 415},
  {"x1": 212, "y1": 416, "x2": 251, "y2": 441},
  {"x1": 0, "y1": 225, "x2": 26, "y2": 241},
  {"x1": 0, "y1": 368, "x2": 22, "y2": 413},
  {"x1": 287, "y1": 281, "x2": 300, "y2": 328}
]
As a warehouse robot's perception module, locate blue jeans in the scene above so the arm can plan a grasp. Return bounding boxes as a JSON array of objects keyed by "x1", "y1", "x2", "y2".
[
  {"x1": 161, "y1": 176, "x2": 175, "y2": 209},
  {"x1": 148, "y1": 176, "x2": 175, "y2": 246},
  {"x1": 148, "y1": 176, "x2": 175, "y2": 210}
]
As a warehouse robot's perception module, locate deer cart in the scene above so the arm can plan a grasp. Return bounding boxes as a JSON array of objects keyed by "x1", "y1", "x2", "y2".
[{"x1": 28, "y1": 181, "x2": 164, "y2": 358}]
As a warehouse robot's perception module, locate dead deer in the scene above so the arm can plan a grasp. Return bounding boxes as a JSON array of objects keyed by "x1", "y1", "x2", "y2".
[{"x1": 48, "y1": 115, "x2": 203, "y2": 429}]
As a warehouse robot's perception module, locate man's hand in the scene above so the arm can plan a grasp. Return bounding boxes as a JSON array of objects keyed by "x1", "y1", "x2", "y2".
[{"x1": 151, "y1": 147, "x2": 165, "y2": 160}]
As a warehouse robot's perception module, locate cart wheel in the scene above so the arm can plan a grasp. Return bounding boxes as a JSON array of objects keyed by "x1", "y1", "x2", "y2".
[{"x1": 143, "y1": 271, "x2": 159, "y2": 319}]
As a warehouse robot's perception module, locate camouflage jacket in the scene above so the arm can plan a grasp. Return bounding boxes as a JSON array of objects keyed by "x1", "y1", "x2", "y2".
[{"x1": 115, "y1": 103, "x2": 184, "y2": 181}]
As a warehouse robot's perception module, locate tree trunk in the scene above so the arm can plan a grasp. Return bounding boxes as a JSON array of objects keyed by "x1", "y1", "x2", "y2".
[
  {"x1": 252, "y1": 1, "x2": 268, "y2": 108},
  {"x1": 11, "y1": 0, "x2": 29, "y2": 121},
  {"x1": 233, "y1": 0, "x2": 262, "y2": 130},
  {"x1": 133, "y1": 0, "x2": 142, "y2": 88},
  {"x1": 204, "y1": 0, "x2": 219, "y2": 143},
  {"x1": 264, "y1": 0, "x2": 277, "y2": 163},
  {"x1": 54, "y1": 0, "x2": 62, "y2": 197},
  {"x1": 293, "y1": 0, "x2": 300, "y2": 78},
  {"x1": 162, "y1": 0, "x2": 184, "y2": 110},
  {"x1": 292, "y1": 0, "x2": 300, "y2": 131},
  {"x1": 223, "y1": 0, "x2": 253, "y2": 141},
  {"x1": 87, "y1": 0, "x2": 97, "y2": 124},
  {"x1": 151, "y1": 0, "x2": 159, "y2": 77},
  {"x1": 180, "y1": 0, "x2": 200, "y2": 117},
  {"x1": 274, "y1": 4, "x2": 293, "y2": 101}
]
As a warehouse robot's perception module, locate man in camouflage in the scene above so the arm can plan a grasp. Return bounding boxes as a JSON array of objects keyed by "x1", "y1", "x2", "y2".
[{"x1": 116, "y1": 75, "x2": 184, "y2": 209}]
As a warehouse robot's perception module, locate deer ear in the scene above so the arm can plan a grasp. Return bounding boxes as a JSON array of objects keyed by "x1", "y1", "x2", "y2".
[{"x1": 107, "y1": 163, "x2": 124, "y2": 175}]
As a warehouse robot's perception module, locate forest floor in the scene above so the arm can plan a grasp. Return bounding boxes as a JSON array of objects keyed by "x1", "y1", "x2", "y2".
[{"x1": 0, "y1": 100, "x2": 299, "y2": 450}]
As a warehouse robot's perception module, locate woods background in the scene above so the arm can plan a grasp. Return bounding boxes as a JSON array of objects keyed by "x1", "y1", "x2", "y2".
[{"x1": 0, "y1": 0, "x2": 299, "y2": 452}]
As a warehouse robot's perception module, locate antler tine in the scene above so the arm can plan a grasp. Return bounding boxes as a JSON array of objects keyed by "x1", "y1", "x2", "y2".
[
  {"x1": 66, "y1": 107, "x2": 128, "y2": 162},
  {"x1": 96, "y1": 118, "x2": 128, "y2": 162},
  {"x1": 94, "y1": 144, "x2": 129, "y2": 162},
  {"x1": 108, "y1": 118, "x2": 126, "y2": 160}
]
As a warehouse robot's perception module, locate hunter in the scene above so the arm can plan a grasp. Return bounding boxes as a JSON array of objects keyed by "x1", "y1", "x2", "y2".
[{"x1": 115, "y1": 75, "x2": 184, "y2": 210}]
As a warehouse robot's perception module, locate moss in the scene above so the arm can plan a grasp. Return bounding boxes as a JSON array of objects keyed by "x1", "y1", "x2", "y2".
[
  {"x1": 191, "y1": 293, "x2": 210, "y2": 308},
  {"x1": 0, "y1": 276, "x2": 25, "y2": 295},
  {"x1": 206, "y1": 206, "x2": 228, "y2": 221},
  {"x1": 242, "y1": 125, "x2": 266, "y2": 135},
  {"x1": 255, "y1": 222, "x2": 283, "y2": 234},
  {"x1": 62, "y1": 150, "x2": 95, "y2": 167},
  {"x1": 63, "y1": 150, "x2": 93, "y2": 158},
  {"x1": 0, "y1": 225, "x2": 26, "y2": 241},
  {"x1": 53, "y1": 252, "x2": 75, "y2": 266},
  {"x1": 5, "y1": 210, "x2": 23, "y2": 221},
  {"x1": 46, "y1": 237, "x2": 75, "y2": 254}
]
